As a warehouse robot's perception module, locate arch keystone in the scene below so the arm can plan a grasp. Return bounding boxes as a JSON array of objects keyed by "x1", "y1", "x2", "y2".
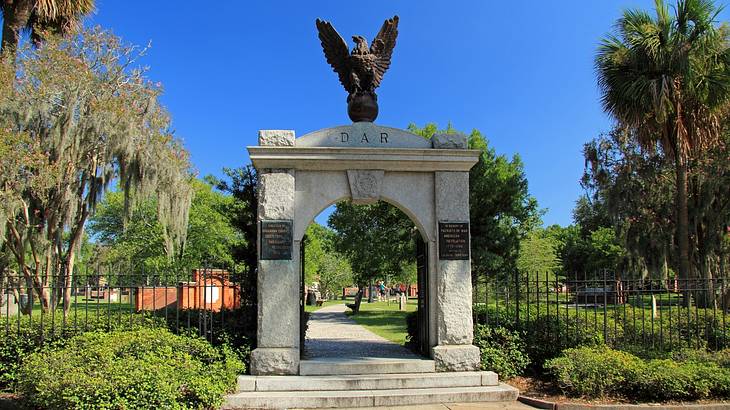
[{"x1": 347, "y1": 170, "x2": 384, "y2": 205}]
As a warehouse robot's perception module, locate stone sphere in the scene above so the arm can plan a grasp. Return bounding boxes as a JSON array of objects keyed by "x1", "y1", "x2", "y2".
[{"x1": 347, "y1": 93, "x2": 378, "y2": 123}]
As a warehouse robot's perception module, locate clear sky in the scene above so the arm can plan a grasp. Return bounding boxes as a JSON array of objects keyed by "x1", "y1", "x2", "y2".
[{"x1": 86, "y1": 1, "x2": 729, "y2": 227}]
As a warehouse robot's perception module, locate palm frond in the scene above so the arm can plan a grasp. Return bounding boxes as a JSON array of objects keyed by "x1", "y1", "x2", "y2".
[{"x1": 36, "y1": 0, "x2": 95, "y2": 20}]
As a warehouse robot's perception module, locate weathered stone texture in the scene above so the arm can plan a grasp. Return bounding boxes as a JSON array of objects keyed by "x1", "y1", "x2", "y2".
[
  {"x1": 435, "y1": 172, "x2": 469, "y2": 221},
  {"x1": 258, "y1": 170, "x2": 295, "y2": 220},
  {"x1": 481, "y1": 371, "x2": 499, "y2": 386},
  {"x1": 432, "y1": 345, "x2": 480, "y2": 372},
  {"x1": 436, "y1": 259, "x2": 474, "y2": 344},
  {"x1": 257, "y1": 259, "x2": 299, "y2": 348},
  {"x1": 295, "y1": 123, "x2": 432, "y2": 148},
  {"x1": 258, "y1": 130, "x2": 295, "y2": 146},
  {"x1": 432, "y1": 133, "x2": 468, "y2": 149},
  {"x1": 347, "y1": 170, "x2": 384, "y2": 205},
  {"x1": 250, "y1": 347, "x2": 299, "y2": 375}
]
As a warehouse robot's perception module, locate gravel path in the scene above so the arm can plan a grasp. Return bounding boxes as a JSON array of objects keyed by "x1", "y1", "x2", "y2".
[{"x1": 304, "y1": 303, "x2": 421, "y2": 360}]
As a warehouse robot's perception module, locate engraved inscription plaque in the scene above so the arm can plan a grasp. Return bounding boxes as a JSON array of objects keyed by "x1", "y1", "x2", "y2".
[
  {"x1": 438, "y1": 222, "x2": 470, "y2": 260},
  {"x1": 260, "y1": 220, "x2": 293, "y2": 260}
]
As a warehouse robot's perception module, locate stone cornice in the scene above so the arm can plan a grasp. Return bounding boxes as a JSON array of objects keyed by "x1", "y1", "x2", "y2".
[{"x1": 247, "y1": 147, "x2": 481, "y2": 172}]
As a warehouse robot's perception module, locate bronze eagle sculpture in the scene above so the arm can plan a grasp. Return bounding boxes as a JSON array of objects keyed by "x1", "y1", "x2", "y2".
[{"x1": 316, "y1": 16, "x2": 399, "y2": 122}]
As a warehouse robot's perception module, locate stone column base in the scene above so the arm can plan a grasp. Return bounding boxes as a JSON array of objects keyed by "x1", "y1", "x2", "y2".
[
  {"x1": 250, "y1": 347, "x2": 299, "y2": 375},
  {"x1": 432, "y1": 345, "x2": 480, "y2": 372}
]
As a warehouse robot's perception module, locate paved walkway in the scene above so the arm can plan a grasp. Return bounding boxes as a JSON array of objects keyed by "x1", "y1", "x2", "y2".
[
  {"x1": 322, "y1": 402, "x2": 535, "y2": 410},
  {"x1": 304, "y1": 303, "x2": 421, "y2": 360}
]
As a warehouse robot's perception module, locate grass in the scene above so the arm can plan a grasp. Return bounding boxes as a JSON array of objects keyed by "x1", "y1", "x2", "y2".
[{"x1": 346, "y1": 298, "x2": 417, "y2": 344}]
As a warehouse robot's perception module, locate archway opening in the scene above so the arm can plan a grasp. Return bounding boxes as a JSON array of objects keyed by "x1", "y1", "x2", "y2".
[{"x1": 300, "y1": 200, "x2": 430, "y2": 360}]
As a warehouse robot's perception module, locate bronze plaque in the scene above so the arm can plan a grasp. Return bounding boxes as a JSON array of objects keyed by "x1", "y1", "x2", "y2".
[
  {"x1": 260, "y1": 220, "x2": 293, "y2": 260},
  {"x1": 438, "y1": 222, "x2": 470, "y2": 260}
]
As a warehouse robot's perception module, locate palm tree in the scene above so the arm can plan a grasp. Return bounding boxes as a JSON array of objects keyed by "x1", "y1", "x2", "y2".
[
  {"x1": 596, "y1": 0, "x2": 730, "y2": 290},
  {"x1": 1, "y1": 0, "x2": 94, "y2": 61}
]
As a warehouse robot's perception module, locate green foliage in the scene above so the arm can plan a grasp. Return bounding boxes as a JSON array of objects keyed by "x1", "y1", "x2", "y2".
[
  {"x1": 408, "y1": 123, "x2": 541, "y2": 280},
  {"x1": 522, "y1": 315, "x2": 604, "y2": 368},
  {"x1": 163, "y1": 307, "x2": 256, "y2": 372},
  {"x1": 0, "y1": 314, "x2": 165, "y2": 392},
  {"x1": 473, "y1": 325, "x2": 530, "y2": 379},
  {"x1": 546, "y1": 346, "x2": 644, "y2": 398},
  {"x1": 547, "y1": 346, "x2": 730, "y2": 400},
  {"x1": 302, "y1": 223, "x2": 354, "y2": 297},
  {"x1": 543, "y1": 222, "x2": 627, "y2": 280},
  {"x1": 89, "y1": 179, "x2": 241, "y2": 271},
  {"x1": 17, "y1": 328, "x2": 244, "y2": 409},
  {"x1": 329, "y1": 201, "x2": 416, "y2": 285},
  {"x1": 470, "y1": 305, "x2": 604, "y2": 373},
  {"x1": 638, "y1": 359, "x2": 715, "y2": 400},
  {"x1": 211, "y1": 166, "x2": 258, "y2": 306},
  {"x1": 671, "y1": 348, "x2": 730, "y2": 368},
  {"x1": 0, "y1": 28, "x2": 192, "y2": 314},
  {"x1": 594, "y1": 0, "x2": 730, "y2": 283},
  {"x1": 517, "y1": 229, "x2": 562, "y2": 282}
]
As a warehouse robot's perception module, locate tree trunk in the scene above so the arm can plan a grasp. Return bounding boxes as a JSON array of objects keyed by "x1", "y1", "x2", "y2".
[
  {"x1": 676, "y1": 159, "x2": 692, "y2": 307},
  {"x1": 0, "y1": 0, "x2": 34, "y2": 62},
  {"x1": 63, "y1": 218, "x2": 87, "y2": 318}
]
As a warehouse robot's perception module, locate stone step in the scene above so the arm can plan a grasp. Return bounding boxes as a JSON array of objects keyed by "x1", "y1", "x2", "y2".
[
  {"x1": 237, "y1": 371, "x2": 498, "y2": 392},
  {"x1": 299, "y1": 358, "x2": 436, "y2": 375},
  {"x1": 222, "y1": 384, "x2": 519, "y2": 409}
]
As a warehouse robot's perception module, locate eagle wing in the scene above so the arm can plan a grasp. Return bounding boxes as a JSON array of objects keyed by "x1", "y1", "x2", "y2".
[
  {"x1": 316, "y1": 19, "x2": 353, "y2": 93},
  {"x1": 369, "y1": 15, "x2": 399, "y2": 89}
]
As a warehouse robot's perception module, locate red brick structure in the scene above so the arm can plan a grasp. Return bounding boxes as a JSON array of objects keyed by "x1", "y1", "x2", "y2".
[
  {"x1": 135, "y1": 269, "x2": 240, "y2": 312},
  {"x1": 178, "y1": 269, "x2": 240, "y2": 311},
  {"x1": 134, "y1": 287, "x2": 177, "y2": 311}
]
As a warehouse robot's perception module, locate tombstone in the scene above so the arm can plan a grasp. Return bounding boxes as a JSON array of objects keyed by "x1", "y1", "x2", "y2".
[
  {"x1": 399, "y1": 293, "x2": 407, "y2": 311},
  {"x1": 0, "y1": 292, "x2": 18, "y2": 316}
]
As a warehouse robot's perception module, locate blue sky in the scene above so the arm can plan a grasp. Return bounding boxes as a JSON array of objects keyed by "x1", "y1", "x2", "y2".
[{"x1": 87, "y1": 1, "x2": 729, "y2": 227}]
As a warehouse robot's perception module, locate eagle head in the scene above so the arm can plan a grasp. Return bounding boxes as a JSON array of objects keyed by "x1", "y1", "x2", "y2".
[{"x1": 351, "y1": 35, "x2": 369, "y2": 55}]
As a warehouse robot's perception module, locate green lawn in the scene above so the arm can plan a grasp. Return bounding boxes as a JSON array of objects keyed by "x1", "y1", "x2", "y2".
[
  {"x1": 346, "y1": 299, "x2": 417, "y2": 344},
  {"x1": 12, "y1": 294, "x2": 134, "y2": 319}
]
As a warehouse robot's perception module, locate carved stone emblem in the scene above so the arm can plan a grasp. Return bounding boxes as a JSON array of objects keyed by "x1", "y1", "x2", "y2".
[{"x1": 347, "y1": 170, "x2": 384, "y2": 204}]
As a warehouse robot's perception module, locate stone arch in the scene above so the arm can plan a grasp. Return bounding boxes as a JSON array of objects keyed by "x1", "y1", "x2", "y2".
[
  {"x1": 249, "y1": 125, "x2": 482, "y2": 376},
  {"x1": 292, "y1": 170, "x2": 433, "y2": 244}
]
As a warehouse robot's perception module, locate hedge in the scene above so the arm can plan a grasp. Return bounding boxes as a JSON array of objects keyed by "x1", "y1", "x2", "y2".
[
  {"x1": 546, "y1": 346, "x2": 730, "y2": 401},
  {"x1": 17, "y1": 328, "x2": 244, "y2": 409}
]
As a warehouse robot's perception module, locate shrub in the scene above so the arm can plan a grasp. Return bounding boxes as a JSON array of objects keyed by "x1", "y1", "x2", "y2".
[
  {"x1": 0, "y1": 313, "x2": 165, "y2": 391},
  {"x1": 167, "y1": 306, "x2": 256, "y2": 371},
  {"x1": 547, "y1": 346, "x2": 730, "y2": 401},
  {"x1": 472, "y1": 305, "x2": 518, "y2": 329},
  {"x1": 671, "y1": 348, "x2": 730, "y2": 367},
  {"x1": 638, "y1": 359, "x2": 716, "y2": 400},
  {"x1": 473, "y1": 325, "x2": 530, "y2": 379},
  {"x1": 524, "y1": 315, "x2": 604, "y2": 368},
  {"x1": 545, "y1": 346, "x2": 644, "y2": 398},
  {"x1": 17, "y1": 328, "x2": 244, "y2": 409}
]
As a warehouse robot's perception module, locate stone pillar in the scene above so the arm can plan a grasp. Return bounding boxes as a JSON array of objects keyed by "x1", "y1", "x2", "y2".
[
  {"x1": 250, "y1": 130, "x2": 300, "y2": 375},
  {"x1": 432, "y1": 170, "x2": 480, "y2": 371}
]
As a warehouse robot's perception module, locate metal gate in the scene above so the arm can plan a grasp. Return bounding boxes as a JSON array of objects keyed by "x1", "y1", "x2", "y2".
[
  {"x1": 299, "y1": 235, "x2": 307, "y2": 358},
  {"x1": 416, "y1": 234, "x2": 430, "y2": 356}
]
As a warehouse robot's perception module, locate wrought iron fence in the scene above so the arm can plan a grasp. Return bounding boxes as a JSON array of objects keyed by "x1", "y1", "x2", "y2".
[
  {"x1": 473, "y1": 271, "x2": 730, "y2": 352},
  {"x1": 0, "y1": 265, "x2": 255, "y2": 346}
]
